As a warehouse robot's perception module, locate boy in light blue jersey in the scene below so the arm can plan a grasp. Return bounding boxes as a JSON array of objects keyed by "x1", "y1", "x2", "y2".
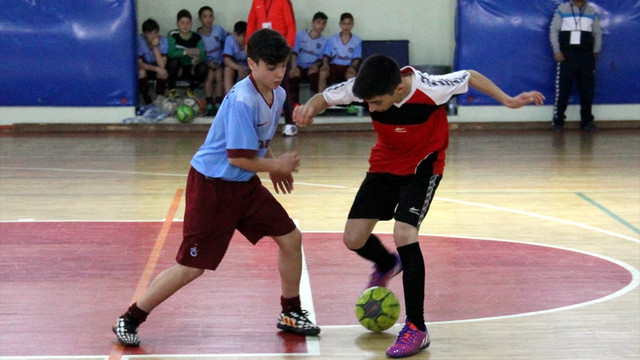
[
  {"x1": 318, "y1": 12, "x2": 362, "y2": 92},
  {"x1": 223, "y1": 21, "x2": 250, "y2": 93},
  {"x1": 137, "y1": 18, "x2": 169, "y2": 104},
  {"x1": 197, "y1": 6, "x2": 227, "y2": 115},
  {"x1": 113, "y1": 28, "x2": 320, "y2": 348},
  {"x1": 288, "y1": 11, "x2": 328, "y2": 108}
]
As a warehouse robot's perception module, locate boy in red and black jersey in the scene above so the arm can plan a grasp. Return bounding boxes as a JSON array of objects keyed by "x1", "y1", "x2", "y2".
[{"x1": 294, "y1": 55, "x2": 544, "y2": 358}]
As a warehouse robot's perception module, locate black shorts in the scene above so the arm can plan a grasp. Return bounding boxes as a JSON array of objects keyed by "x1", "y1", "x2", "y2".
[{"x1": 348, "y1": 171, "x2": 442, "y2": 229}]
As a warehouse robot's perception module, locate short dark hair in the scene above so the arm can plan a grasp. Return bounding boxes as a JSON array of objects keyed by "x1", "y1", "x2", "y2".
[
  {"x1": 247, "y1": 28, "x2": 291, "y2": 66},
  {"x1": 198, "y1": 6, "x2": 213, "y2": 18},
  {"x1": 233, "y1": 21, "x2": 247, "y2": 35},
  {"x1": 340, "y1": 12, "x2": 354, "y2": 22},
  {"x1": 142, "y1": 18, "x2": 159, "y2": 33},
  {"x1": 313, "y1": 12, "x2": 328, "y2": 22},
  {"x1": 352, "y1": 55, "x2": 401, "y2": 99},
  {"x1": 177, "y1": 9, "x2": 192, "y2": 22}
]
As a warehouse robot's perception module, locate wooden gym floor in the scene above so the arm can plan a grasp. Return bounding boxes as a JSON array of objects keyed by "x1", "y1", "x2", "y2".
[{"x1": 0, "y1": 126, "x2": 638, "y2": 360}]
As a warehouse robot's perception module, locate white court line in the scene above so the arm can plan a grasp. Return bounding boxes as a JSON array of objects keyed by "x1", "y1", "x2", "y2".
[{"x1": 436, "y1": 196, "x2": 640, "y2": 243}]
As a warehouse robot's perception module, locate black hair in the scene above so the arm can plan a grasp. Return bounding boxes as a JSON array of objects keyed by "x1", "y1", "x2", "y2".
[
  {"x1": 340, "y1": 12, "x2": 354, "y2": 22},
  {"x1": 233, "y1": 21, "x2": 247, "y2": 35},
  {"x1": 177, "y1": 9, "x2": 192, "y2": 22},
  {"x1": 313, "y1": 11, "x2": 328, "y2": 22},
  {"x1": 198, "y1": 6, "x2": 213, "y2": 18},
  {"x1": 352, "y1": 55, "x2": 401, "y2": 99},
  {"x1": 142, "y1": 18, "x2": 159, "y2": 33},
  {"x1": 247, "y1": 28, "x2": 291, "y2": 66}
]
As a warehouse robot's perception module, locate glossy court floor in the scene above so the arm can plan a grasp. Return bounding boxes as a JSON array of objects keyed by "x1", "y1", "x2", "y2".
[{"x1": 0, "y1": 127, "x2": 639, "y2": 360}]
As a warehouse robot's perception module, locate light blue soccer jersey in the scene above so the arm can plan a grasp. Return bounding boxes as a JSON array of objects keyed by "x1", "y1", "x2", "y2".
[
  {"x1": 293, "y1": 30, "x2": 326, "y2": 68},
  {"x1": 223, "y1": 36, "x2": 248, "y2": 66},
  {"x1": 198, "y1": 25, "x2": 227, "y2": 65},
  {"x1": 322, "y1": 33, "x2": 362, "y2": 66},
  {"x1": 190, "y1": 75, "x2": 285, "y2": 181},
  {"x1": 137, "y1": 35, "x2": 169, "y2": 64}
]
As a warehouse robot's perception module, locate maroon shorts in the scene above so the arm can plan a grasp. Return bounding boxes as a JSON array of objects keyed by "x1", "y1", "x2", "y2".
[
  {"x1": 329, "y1": 64, "x2": 351, "y2": 84},
  {"x1": 176, "y1": 167, "x2": 297, "y2": 270}
]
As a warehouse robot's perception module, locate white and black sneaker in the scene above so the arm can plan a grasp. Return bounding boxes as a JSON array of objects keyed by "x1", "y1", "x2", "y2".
[
  {"x1": 277, "y1": 310, "x2": 320, "y2": 335},
  {"x1": 112, "y1": 316, "x2": 141, "y2": 347},
  {"x1": 282, "y1": 124, "x2": 298, "y2": 136}
]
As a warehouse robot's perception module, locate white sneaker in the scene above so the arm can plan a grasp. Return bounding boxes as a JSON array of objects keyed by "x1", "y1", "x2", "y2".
[{"x1": 283, "y1": 124, "x2": 298, "y2": 136}]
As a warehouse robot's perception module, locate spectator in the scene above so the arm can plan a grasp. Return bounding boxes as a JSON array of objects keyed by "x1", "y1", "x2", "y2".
[
  {"x1": 167, "y1": 9, "x2": 207, "y2": 99},
  {"x1": 549, "y1": 0, "x2": 602, "y2": 132},
  {"x1": 223, "y1": 21, "x2": 250, "y2": 94},
  {"x1": 246, "y1": 0, "x2": 298, "y2": 136},
  {"x1": 197, "y1": 6, "x2": 227, "y2": 115},
  {"x1": 318, "y1": 12, "x2": 362, "y2": 93},
  {"x1": 137, "y1": 18, "x2": 168, "y2": 104},
  {"x1": 287, "y1": 12, "x2": 328, "y2": 111}
]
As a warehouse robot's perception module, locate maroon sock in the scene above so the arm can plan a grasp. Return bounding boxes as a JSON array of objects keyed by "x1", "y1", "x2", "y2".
[
  {"x1": 123, "y1": 302, "x2": 149, "y2": 325},
  {"x1": 280, "y1": 295, "x2": 302, "y2": 313}
]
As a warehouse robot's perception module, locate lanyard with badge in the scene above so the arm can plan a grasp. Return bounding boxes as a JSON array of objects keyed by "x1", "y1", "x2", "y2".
[
  {"x1": 261, "y1": 0, "x2": 273, "y2": 29},
  {"x1": 570, "y1": 2, "x2": 586, "y2": 45}
]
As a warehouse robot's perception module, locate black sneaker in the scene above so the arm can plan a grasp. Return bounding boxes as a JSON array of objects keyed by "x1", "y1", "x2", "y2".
[
  {"x1": 581, "y1": 123, "x2": 599, "y2": 132},
  {"x1": 277, "y1": 310, "x2": 321, "y2": 336},
  {"x1": 112, "y1": 316, "x2": 141, "y2": 347}
]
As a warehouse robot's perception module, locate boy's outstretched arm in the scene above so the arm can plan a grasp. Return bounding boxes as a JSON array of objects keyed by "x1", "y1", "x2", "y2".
[
  {"x1": 293, "y1": 93, "x2": 330, "y2": 127},
  {"x1": 468, "y1": 70, "x2": 545, "y2": 108}
]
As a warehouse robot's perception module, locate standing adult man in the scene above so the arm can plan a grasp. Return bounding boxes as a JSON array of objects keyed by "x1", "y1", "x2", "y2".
[{"x1": 550, "y1": 0, "x2": 602, "y2": 132}]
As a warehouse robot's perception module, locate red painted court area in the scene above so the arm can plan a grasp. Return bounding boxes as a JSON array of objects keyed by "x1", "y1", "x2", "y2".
[{"x1": 0, "y1": 221, "x2": 633, "y2": 357}]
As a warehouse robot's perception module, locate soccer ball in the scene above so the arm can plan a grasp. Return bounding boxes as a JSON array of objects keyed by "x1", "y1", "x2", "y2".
[
  {"x1": 176, "y1": 104, "x2": 195, "y2": 123},
  {"x1": 355, "y1": 286, "x2": 401, "y2": 332}
]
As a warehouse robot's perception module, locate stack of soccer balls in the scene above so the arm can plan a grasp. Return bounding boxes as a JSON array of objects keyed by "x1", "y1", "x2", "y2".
[{"x1": 355, "y1": 286, "x2": 401, "y2": 332}]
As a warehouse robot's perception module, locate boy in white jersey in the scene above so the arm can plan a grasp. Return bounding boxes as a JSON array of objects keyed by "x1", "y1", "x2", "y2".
[
  {"x1": 113, "y1": 28, "x2": 320, "y2": 348},
  {"x1": 287, "y1": 12, "x2": 328, "y2": 109},
  {"x1": 294, "y1": 55, "x2": 544, "y2": 358},
  {"x1": 197, "y1": 6, "x2": 227, "y2": 115}
]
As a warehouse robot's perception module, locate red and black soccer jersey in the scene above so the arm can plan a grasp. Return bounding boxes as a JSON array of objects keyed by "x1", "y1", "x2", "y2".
[{"x1": 322, "y1": 67, "x2": 470, "y2": 175}]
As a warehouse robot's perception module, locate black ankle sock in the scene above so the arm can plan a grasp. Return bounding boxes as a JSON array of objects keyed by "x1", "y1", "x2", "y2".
[
  {"x1": 354, "y1": 234, "x2": 395, "y2": 273},
  {"x1": 281, "y1": 295, "x2": 302, "y2": 313},
  {"x1": 123, "y1": 302, "x2": 148, "y2": 325},
  {"x1": 398, "y1": 243, "x2": 426, "y2": 331}
]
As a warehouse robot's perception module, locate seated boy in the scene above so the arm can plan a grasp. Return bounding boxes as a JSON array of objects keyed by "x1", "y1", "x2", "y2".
[
  {"x1": 223, "y1": 21, "x2": 250, "y2": 94},
  {"x1": 287, "y1": 11, "x2": 328, "y2": 109},
  {"x1": 137, "y1": 18, "x2": 168, "y2": 104},
  {"x1": 318, "y1": 12, "x2": 362, "y2": 93},
  {"x1": 167, "y1": 9, "x2": 207, "y2": 99},
  {"x1": 197, "y1": 6, "x2": 226, "y2": 115}
]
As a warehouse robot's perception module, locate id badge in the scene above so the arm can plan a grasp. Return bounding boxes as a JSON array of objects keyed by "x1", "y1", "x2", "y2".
[
  {"x1": 570, "y1": 31, "x2": 581, "y2": 45},
  {"x1": 262, "y1": 22, "x2": 272, "y2": 29}
]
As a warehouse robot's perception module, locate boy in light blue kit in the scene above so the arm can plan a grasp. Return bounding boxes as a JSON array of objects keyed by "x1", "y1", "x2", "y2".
[
  {"x1": 223, "y1": 21, "x2": 250, "y2": 93},
  {"x1": 197, "y1": 6, "x2": 227, "y2": 115},
  {"x1": 113, "y1": 28, "x2": 320, "y2": 348},
  {"x1": 137, "y1": 18, "x2": 169, "y2": 104}
]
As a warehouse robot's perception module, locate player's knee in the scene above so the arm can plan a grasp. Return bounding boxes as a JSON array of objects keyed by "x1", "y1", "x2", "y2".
[{"x1": 276, "y1": 228, "x2": 302, "y2": 252}]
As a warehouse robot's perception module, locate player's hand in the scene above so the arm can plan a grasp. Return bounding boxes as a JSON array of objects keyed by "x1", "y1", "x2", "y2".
[
  {"x1": 293, "y1": 104, "x2": 315, "y2": 127},
  {"x1": 186, "y1": 48, "x2": 200, "y2": 57},
  {"x1": 505, "y1": 91, "x2": 545, "y2": 108},
  {"x1": 270, "y1": 152, "x2": 299, "y2": 194},
  {"x1": 554, "y1": 52, "x2": 565, "y2": 63}
]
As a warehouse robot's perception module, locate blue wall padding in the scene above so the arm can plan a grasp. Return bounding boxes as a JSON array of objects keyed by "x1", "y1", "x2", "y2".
[
  {"x1": 455, "y1": 0, "x2": 640, "y2": 105},
  {"x1": 0, "y1": 0, "x2": 137, "y2": 106}
]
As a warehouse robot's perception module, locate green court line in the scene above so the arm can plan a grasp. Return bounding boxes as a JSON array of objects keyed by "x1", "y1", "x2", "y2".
[{"x1": 576, "y1": 192, "x2": 640, "y2": 235}]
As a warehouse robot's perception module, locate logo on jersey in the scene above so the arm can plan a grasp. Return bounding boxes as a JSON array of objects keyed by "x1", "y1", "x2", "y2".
[{"x1": 395, "y1": 127, "x2": 407, "y2": 133}]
